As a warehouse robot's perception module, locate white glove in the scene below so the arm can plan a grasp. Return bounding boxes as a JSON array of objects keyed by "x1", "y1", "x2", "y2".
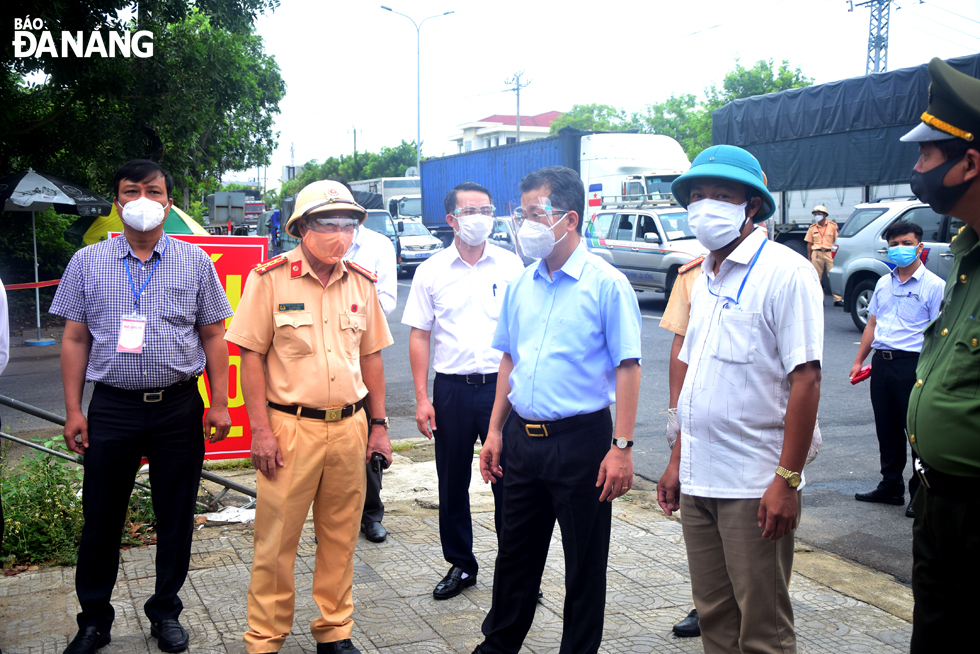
[{"x1": 666, "y1": 408, "x2": 679, "y2": 450}]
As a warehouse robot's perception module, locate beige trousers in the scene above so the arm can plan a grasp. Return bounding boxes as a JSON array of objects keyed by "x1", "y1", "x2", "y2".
[
  {"x1": 810, "y1": 250, "x2": 842, "y2": 301},
  {"x1": 680, "y1": 494, "x2": 798, "y2": 654},
  {"x1": 244, "y1": 408, "x2": 368, "y2": 653}
]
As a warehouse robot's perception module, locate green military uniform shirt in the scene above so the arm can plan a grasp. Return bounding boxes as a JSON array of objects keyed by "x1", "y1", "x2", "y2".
[{"x1": 907, "y1": 224, "x2": 980, "y2": 477}]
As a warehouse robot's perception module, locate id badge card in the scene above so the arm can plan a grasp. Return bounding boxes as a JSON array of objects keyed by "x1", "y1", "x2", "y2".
[{"x1": 117, "y1": 314, "x2": 147, "y2": 353}]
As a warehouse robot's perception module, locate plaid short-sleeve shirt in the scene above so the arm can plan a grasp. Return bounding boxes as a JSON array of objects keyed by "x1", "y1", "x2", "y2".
[{"x1": 50, "y1": 234, "x2": 233, "y2": 390}]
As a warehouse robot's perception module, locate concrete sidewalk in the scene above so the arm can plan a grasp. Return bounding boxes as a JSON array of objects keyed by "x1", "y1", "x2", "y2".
[{"x1": 0, "y1": 442, "x2": 913, "y2": 654}]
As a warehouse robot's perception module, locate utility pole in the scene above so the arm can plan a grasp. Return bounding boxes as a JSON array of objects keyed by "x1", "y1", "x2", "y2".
[
  {"x1": 853, "y1": 0, "x2": 892, "y2": 74},
  {"x1": 349, "y1": 126, "x2": 358, "y2": 168},
  {"x1": 505, "y1": 72, "x2": 531, "y2": 142}
]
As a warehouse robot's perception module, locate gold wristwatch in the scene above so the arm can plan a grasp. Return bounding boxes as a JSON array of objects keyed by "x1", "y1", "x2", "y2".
[{"x1": 775, "y1": 466, "x2": 802, "y2": 488}]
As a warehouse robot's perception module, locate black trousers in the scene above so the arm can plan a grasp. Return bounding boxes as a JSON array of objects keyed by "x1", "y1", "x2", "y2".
[
  {"x1": 431, "y1": 373, "x2": 501, "y2": 577},
  {"x1": 869, "y1": 353, "x2": 920, "y2": 498},
  {"x1": 75, "y1": 381, "x2": 205, "y2": 631},
  {"x1": 911, "y1": 483, "x2": 980, "y2": 652},
  {"x1": 361, "y1": 405, "x2": 384, "y2": 525},
  {"x1": 481, "y1": 409, "x2": 612, "y2": 654}
]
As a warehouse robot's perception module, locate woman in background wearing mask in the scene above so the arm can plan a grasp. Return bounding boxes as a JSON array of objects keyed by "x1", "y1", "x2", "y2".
[{"x1": 848, "y1": 220, "x2": 945, "y2": 519}]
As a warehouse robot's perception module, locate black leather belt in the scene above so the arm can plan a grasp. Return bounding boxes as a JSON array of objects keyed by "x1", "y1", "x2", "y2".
[
  {"x1": 515, "y1": 408, "x2": 610, "y2": 438},
  {"x1": 916, "y1": 462, "x2": 977, "y2": 497},
  {"x1": 96, "y1": 377, "x2": 198, "y2": 403},
  {"x1": 874, "y1": 349, "x2": 919, "y2": 360},
  {"x1": 268, "y1": 398, "x2": 366, "y2": 422},
  {"x1": 436, "y1": 372, "x2": 498, "y2": 385}
]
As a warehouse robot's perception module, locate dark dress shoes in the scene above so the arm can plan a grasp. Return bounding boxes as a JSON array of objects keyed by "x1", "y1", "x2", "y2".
[
  {"x1": 906, "y1": 501, "x2": 915, "y2": 518},
  {"x1": 361, "y1": 521, "x2": 387, "y2": 543},
  {"x1": 673, "y1": 609, "x2": 701, "y2": 637},
  {"x1": 316, "y1": 639, "x2": 361, "y2": 653},
  {"x1": 150, "y1": 619, "x2": 189, "y2": 653},
  {"x1": 855, "y1": 488, "x2": 905, "y2": 505},
  {"x1": 433, "y1": 565, "x2": 476, "y2": 600},
  {"x1": 64, "y1": 626, "x2": 111, "y2": 654}
]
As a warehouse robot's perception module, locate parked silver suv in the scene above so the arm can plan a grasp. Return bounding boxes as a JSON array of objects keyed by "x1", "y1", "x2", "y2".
[
  {"x1": 584, "y1": 205, "x2": 705, "y2": 299},
  {"x1": 829, "y1": 197, "x2": 964, "y2": 331}
]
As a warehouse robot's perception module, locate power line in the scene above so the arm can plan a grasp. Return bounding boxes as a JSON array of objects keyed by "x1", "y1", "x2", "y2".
[
  {"x1": 920, "y1": 0, "x2": 980, "y2": 26},
  {"x1": 902, "y1": 3, "x2": 980, "y2": 42},
  {"x1": 892, "y1": 12, "x2": 979, "y2": 51}
]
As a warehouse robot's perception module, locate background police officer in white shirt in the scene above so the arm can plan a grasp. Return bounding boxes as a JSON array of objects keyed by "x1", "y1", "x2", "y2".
[
  {"x1": 402, "y1": 182, "x2": 524, "y2": 599},
  {"x1": 658, "y1": 146, "x2": 823, "y2": 654},
  {"x1": 345, "y1": 210, "x2": 398, "y2": 543}
]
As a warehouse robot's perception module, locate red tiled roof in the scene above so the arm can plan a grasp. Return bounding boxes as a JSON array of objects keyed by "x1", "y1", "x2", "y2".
[{"x1": 473, "y1": 111, "x2": 562, "y2": 127}]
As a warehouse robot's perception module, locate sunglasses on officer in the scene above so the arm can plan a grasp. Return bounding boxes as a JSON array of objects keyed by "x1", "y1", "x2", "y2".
[{"x1": 303, "y1": 216, "x2": 358, "y2": 234}]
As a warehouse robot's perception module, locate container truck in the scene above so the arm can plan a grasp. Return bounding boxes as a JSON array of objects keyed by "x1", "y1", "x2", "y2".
[{"x1": 419, "y1": 129, "x2": 690, "y2": 246}]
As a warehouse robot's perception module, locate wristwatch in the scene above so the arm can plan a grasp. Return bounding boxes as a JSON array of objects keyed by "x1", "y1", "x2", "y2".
[
  {"x1": 370, "y1": 417, "x2": 390, "y2": 429},
  {"x1": 612, "y1": 437, "x2": 634, "y2": 449},
  {"x1": 775, "y1": 466, "x2": 802, "y2": 488}
]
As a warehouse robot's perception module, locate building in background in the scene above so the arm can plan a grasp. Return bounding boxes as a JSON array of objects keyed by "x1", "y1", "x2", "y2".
[{"x1": 450, "y1": 112, "x2": 561, "y2": 153}]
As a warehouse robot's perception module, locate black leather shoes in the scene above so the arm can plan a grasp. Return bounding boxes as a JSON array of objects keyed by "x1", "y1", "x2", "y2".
[
  {"x1": 64, "y1": 626, "x2": 111, "y2": 654},
  {"x1": 361, "y1": 521, "x2": 387, "y2": 543},
  {"x1": 316, "y1": 639, "x2": 361, "y2": 653},
  {"x1": 433, "y1": 566, "x2": 476, "y2": 600},
  {"x1": 905, "y1": 501, "x2": 915, "y2": 518},
  {"x1": 673, "y1": 609, "x2": 701, "y2": 637},
  {"x1": 150, "y1": 619, "x2": 189, "y2": 653},
  {"x1": 855, "y1": 488, "x2": 905, "y2": 505}
]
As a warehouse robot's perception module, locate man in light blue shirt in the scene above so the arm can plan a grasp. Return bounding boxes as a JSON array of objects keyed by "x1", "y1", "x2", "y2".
[
  {"x1": 850, "y1": 220, "x2": 945, "y2": 517},
  {"x1": 475, "y1": 166, "x2": 642, "y2": 654}
]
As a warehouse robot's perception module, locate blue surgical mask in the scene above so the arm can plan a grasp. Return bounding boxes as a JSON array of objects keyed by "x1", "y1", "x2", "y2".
[{"x1": 887, "y1": 245, "x2": 919, "y2": 267}]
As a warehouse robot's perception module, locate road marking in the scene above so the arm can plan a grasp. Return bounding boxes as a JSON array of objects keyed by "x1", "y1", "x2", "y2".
[
  {"x1": 641, "y1": 314, "x2": 663, "y2": 320},
  {"x1": 397, "y1": 282, "x2": 413, "y2": 288}
]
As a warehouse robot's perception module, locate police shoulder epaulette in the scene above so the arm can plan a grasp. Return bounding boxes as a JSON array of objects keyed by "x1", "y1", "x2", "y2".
[
  {"x1": 253, "y1": 256, "x2": 288, "y2": 275},
  {"x1": 345, "y1": 260, "x2": 378, "y2": 283},
  {"x1": 678, "y1": 256, "x2": 705, "y2": 274}
]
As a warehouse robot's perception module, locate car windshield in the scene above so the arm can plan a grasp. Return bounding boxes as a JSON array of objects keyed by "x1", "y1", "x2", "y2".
[
  {"x1": 401, "y1": 222, "x2": 431, "y2": 236},
  {"x1": 363, "y1": 210, "x2": 392, "y2": 236},
  {"x1": 839, "y1": 207, "x2": 889, "y2": 237},
  {"x1": 398, "y1": 197, "x2": 422, "y2": 216},
  {"x1": 657, "y1": 212, "x2": 695, "y2": 240}
]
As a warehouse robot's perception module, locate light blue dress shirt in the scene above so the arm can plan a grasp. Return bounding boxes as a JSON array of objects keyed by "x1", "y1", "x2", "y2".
[
  {"x1": 492, "y1": 244, "x2": 642, "y2": 421},
  {"x1": 869, "y1": 263, "x2": 945, "y2": 353}
]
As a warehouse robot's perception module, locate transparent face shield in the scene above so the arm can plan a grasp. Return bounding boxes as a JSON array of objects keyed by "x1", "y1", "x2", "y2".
[{"x1": 507, "y1": 197, "x2": 569, "y2": 260}]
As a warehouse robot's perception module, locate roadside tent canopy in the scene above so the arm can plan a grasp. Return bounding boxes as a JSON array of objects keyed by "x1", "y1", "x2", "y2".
[{"x1": 711, "y1": 53, "x2": 980, "y2": 192}]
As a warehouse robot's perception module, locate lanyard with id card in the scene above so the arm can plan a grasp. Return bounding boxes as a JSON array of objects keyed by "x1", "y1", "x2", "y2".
[{"x1": 117, "y1": 236, "x2": 168, "y2": 353}]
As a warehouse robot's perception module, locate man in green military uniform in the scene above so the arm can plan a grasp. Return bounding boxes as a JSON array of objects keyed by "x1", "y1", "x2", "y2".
[{"x1": 901, "y1": 57, "x2": 980, "y2": 653}]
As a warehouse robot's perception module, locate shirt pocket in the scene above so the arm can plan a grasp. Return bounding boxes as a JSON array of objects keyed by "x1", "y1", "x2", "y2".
[
  {"x1": 547, "y1": 317, "x2": 598, "y2": 360},
  {"x1": 938, "y1": 324, "x2": 980, "y2": 399},
  {"x1": 897, "y1": 296, "x2": 929, "y2": 324},
  {"x1": 161, "y1": 286, "x2": 196, "y2": 326},
  {"x1": 711, "y1": 310, "x2": 759, "y2": 364},
  {"x1": 273, "y1": 312, "x2": 315, "y2": 358},
  {"x1": 340, "y1": 312, "x2": 368, "y2": 360}
]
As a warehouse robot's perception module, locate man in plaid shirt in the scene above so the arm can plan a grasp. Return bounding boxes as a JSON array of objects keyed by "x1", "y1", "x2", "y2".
[{"x1": 50, "y1": 160, "x2": 234, "y2": 654}]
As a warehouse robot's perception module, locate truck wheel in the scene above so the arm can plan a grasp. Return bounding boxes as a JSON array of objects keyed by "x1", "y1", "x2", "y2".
[
  {"x1": 849, "y1": 279, "x2": 876, "y2": 332},
  {"x1": 784, "y1": 238, "x2": 808, "y2": 258},
  {"x1": 664, "y1": 268, "x2": 678, "y2": 303}
]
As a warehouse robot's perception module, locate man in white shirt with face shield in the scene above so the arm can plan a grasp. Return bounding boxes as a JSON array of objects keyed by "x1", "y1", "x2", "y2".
[
  {"x1": 402, "y1": 182, "x2": 525, "y2": 600},
  {"x1": 657, "y1": 145, "x2": 823, "y2": 654}
]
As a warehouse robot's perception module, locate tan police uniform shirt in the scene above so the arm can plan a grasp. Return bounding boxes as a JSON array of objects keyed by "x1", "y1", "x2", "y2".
[
  {"x1": 225, "y1": 246, "x2": 393, "y2": 409},
  {"x1": 804, "y1": 221, "x2": 839, "y2": 251},
  {"x1": 659, "y1": 266, "x2": 702, "y2": 337}
]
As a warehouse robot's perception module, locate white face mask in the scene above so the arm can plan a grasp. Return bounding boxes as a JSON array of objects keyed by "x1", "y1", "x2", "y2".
[
  {"x1": 455, "y1": 214, "x2": 494, "y2": 246},
  {"x1": 517, "y1": 213, "x2": 568, "y2": 259},
  {"x1": 688, "y1": 199, "x2": 749, "y2": 251},
  {"x1": 120, "y1": 196, "x2": 167, "y2": 232}
]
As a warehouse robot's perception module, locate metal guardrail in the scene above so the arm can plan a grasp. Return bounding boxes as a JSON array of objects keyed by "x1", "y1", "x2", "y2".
[{"x1": 0, "y1": 394, "x2": 257, "y2": 505}]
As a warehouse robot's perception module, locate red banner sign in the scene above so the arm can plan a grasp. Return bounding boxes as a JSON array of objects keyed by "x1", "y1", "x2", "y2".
[{"x1": 112, "y1": 232, "x2": 268, "y2": 459}]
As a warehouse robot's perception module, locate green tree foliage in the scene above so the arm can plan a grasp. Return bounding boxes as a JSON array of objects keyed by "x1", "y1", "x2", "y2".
[
  {"x1": 281, "y1": 141, "x2": 420, "y2": 199},
  {"x1": 1, "y1": 1, "x2": 285, "y2": 207},
  {"x1": 548, "y1": 104, "x2": 638, "y2": 135},
  {"x1": 635, "y1": 58, "x2": 813, "y2": 159}
]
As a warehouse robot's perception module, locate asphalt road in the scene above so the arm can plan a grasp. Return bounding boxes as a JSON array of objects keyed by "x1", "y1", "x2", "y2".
[{"x1": 0, "y1": 273, "x2": 916, "y2": 584}]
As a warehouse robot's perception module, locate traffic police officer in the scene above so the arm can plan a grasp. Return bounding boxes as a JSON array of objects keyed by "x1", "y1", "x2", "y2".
[
  {"x1": 804, "y1": 205, "x2": 842, "y2": 305},
  {"x1": 901, "y1": 57, "x2": 980, "y2": 653},
  {"x1": 227, "y1": 180, "x2": 394, "y2": 654}
]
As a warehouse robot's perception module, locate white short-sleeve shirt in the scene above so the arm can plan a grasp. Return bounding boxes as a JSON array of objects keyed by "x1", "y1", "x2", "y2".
[
  {"x1": 678, "y1": 229, "x2": 824, "y2": 499},
  {"x1": 346, "y1": 226, "x2": 397, "y2": 316},
  {"x1": 402, "y1": 242, "x2": 525, "y2": 375}
]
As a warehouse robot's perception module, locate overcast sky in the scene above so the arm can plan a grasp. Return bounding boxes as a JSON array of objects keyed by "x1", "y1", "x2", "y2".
[{"x1": 228, "y1": 0, "x2": 980, "y2": 185}]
